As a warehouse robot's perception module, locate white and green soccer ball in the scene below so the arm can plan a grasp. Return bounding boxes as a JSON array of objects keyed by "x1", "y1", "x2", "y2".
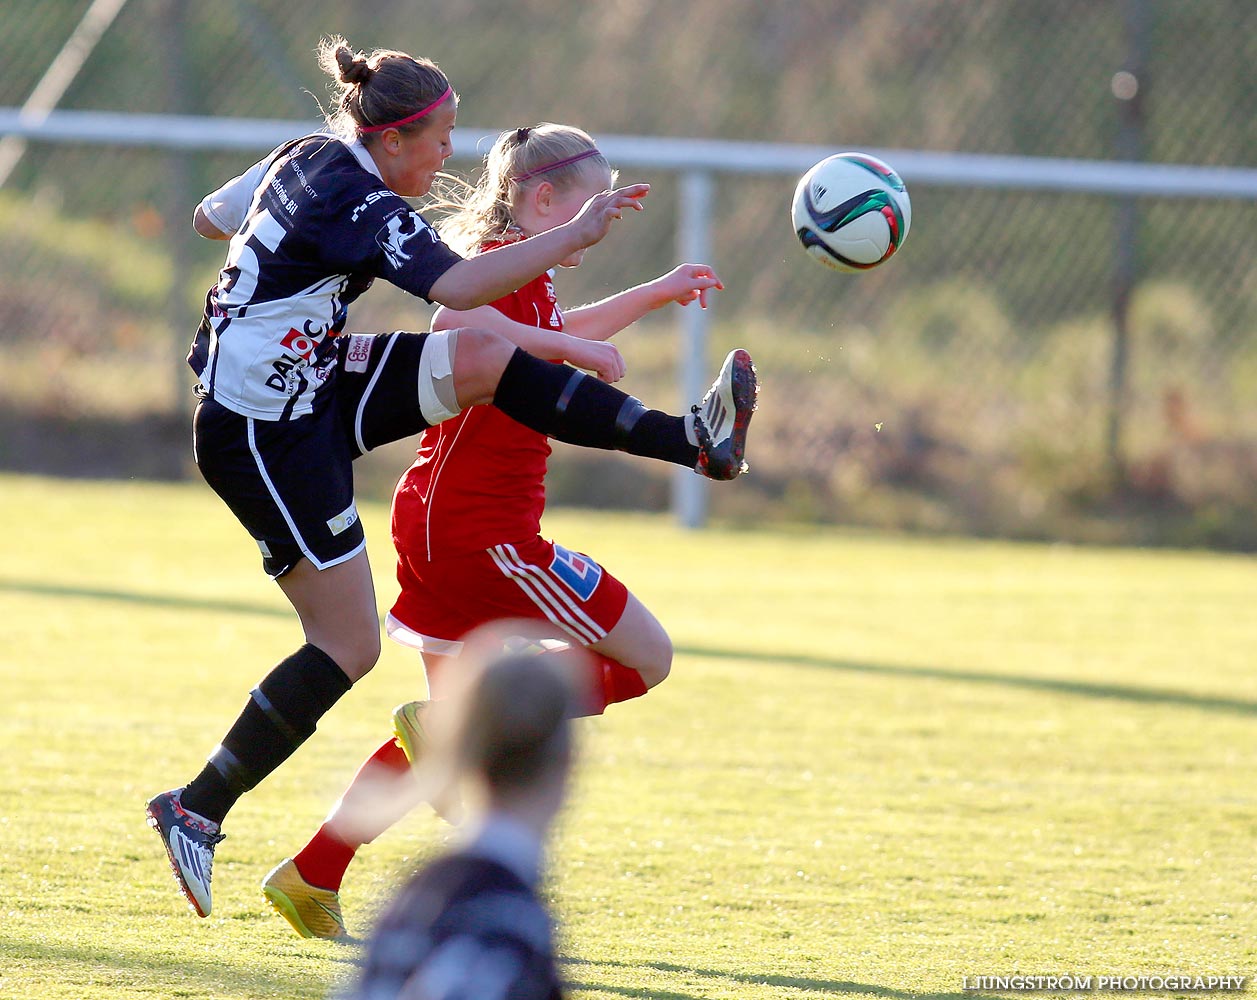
[{"x1": 791, "y1": 152, "x2": 911, "y2": 272}]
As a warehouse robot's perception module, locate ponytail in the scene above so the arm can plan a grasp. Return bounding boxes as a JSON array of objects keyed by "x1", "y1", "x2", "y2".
[{"x1": 316, "y1": 35, "x2": 452, "y2": 142}]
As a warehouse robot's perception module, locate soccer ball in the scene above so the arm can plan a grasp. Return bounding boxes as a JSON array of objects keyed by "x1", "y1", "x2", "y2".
[{"x1": 791, "y1": 152, "x2": 911, "y2": 272}]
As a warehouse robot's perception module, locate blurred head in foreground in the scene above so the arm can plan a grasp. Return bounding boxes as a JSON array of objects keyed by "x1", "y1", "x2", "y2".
[
  {"x1": 345, "y1": 626, "x2": 589, "y2": 1000},
  {"x1": 328, "y1": 619, "x2": 592, "y2": 848},
  {"x1": 440, "y1": 635, "x2": 585, "y2": 833}
]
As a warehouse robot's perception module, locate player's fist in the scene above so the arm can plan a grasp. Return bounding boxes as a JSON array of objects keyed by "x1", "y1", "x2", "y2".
[{"x1": 564, "y1": 336, "x2": 625, "y2": 383}]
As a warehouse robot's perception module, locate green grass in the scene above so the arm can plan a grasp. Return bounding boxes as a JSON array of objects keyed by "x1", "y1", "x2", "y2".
[{"x1": 2, "y1": 472, "x2": 1255, "y2": 999}]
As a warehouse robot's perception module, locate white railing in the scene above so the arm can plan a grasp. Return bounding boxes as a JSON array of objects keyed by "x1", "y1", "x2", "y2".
[
  {"x1": 6, "y1": 109, "x2": 1257, "y2": 197},
  {"x1": 5, "y1": 108, "x2": 1257, "y2": 525}
]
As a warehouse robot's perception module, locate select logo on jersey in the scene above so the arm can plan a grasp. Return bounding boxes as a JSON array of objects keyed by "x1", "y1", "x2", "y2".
[
  {"x1": 344, "y1": 335, "x2": 373, "y2": 373},
  {"x1": 351, "y1": 189, "x2": 391, "y2": 222},
  {"x1": 549, "y1": 544, "x2": 602, "y2": 601},
  {"x1": 376, "y1": 208, "x2": 434, "y2": 269},
  {"x1": 542, "y1": 278, "x2": 562, "y2": 328}
]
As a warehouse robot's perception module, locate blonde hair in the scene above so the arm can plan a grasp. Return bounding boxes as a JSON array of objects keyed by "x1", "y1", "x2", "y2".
[
  {"x1": 316, "y1": 35, "x2": 452, "y2": 144},
  {"x1": 431, "y1": 123, "x2": 613, "y2": 255}
]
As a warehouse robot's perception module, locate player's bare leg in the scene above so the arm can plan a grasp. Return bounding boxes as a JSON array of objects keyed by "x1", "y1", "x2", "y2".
[
  {"x1": 591, "y1": 594, "x2": 672, "y2": 691},
  {"x1": 276, "y1": 551, "x2": 381, "y2": 682}
]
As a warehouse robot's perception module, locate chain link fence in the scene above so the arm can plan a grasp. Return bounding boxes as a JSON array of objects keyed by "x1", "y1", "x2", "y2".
[{"x1": 3, "y1": 0, "x2": 1255, "y2": 547}]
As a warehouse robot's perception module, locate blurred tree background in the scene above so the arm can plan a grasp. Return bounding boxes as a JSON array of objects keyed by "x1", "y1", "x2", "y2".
[{"x1": 2, "y1": 0, "x2": 1255, "y2": 547}]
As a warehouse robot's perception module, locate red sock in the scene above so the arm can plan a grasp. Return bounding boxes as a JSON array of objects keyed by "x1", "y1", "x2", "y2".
[
  {"x1": 579, "y1": 654, "x2": 649, "y2": 716},
  {"x1": 293, "y1": 737, "x2": 413, "y2": 891}
]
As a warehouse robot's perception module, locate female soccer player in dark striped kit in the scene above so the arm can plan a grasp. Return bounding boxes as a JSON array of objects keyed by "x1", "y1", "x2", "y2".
[{"x1": 145, "y1": 38, "x2": 757, "y2": 919}]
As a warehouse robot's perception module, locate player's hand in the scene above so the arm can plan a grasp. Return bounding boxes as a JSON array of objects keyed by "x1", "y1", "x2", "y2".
[
  {"x1": 649, "y1": 263, "x2": 724, "y2": 310},
  {"x1": 563, "y1": 336, "x2": 626, "y2": 383},
  {"x1": 568, "y1": 184, "x2": 650, "y2": 249}
]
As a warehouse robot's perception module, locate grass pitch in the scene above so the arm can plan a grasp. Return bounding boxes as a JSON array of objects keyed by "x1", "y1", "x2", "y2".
[{"x1": 1, "y1": 472, "x2": 1255, "y2": 999}]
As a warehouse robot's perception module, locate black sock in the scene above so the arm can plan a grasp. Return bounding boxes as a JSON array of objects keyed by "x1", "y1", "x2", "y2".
[
  {"x1": 181, "y1": 644, "x2": 353, "y2": 825},
  {"x1": 492, "y1": 349, "x2": 699, "y2": 468}
]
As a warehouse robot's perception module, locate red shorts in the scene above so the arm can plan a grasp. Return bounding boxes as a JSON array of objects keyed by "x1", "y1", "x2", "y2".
[{"x1": 387, "y1": 535, "x2": 629, "y2": 660}]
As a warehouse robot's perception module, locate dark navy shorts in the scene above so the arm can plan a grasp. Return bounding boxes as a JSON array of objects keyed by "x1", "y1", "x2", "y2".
[{"x1": 194, "y1": 331, "x2": 444, "y2": 578}]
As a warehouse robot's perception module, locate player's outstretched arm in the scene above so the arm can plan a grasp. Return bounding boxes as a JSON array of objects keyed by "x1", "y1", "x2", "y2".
[
  {"x1": 427, "y1": 185, "x2": 650, "y2": 311},
  {"x1": 431, "y1": 305, "x2": 626, "y2": 383},
  {"x1": 564, "y1": 263, "x2": 724, "y2": 342}
]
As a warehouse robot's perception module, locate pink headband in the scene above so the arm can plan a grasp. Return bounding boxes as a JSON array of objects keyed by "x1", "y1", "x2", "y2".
[
  {"x1": 512, "y1": 147, "x2": 603, "y2": 183},
  {"x1": 357, "y1": 85, "x2": 453, "y2": 134}
]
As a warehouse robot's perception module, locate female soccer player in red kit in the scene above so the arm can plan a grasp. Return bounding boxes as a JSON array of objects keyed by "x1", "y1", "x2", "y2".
[{"x1": 261, "y1": 122, "x2": 754, "y2": 938}]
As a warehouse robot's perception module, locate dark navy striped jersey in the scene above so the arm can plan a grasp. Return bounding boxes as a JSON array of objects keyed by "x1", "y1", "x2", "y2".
[
  {"x1": 188, "y1": 133, "x2": 463, "y2": 420},
  {"x1": 346, "y1": 853, "x2": 564, "y2": 1000}
]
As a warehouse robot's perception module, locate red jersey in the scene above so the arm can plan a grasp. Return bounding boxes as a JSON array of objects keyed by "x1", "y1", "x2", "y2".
[{"x1": 391, "y1": 258, "x2": 563, "y2": 562}]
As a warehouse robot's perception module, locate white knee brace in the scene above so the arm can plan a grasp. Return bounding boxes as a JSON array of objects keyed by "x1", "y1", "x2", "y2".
[{"x1": 417, "y1": 329, "x2": 462, "y2": 425}]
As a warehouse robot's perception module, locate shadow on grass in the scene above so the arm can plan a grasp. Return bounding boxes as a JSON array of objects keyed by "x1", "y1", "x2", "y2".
[
  {"x1": 4, "y1": 575, "x2": 1255, "y2": 718},
  {"x1": 0, "y1": 934, "x2": 361, "y2": 998},
  {"x1": 562, "y1": 956, "x2": 1002, "y2": 999},
  {"x1": 674, "y1": 642, "x2": 1257, "y2": 718},
  {"x1": 678, "y1": 640, "x2": 1257, "y2": 718},
  {"x1": 0, "y1": 577, "x2": 289, "y2": 619},
  {"x1": 673, "y1": 640, "x2": 1257, "y2": 718},
  {"x1": 2, "y1": 936, "x2": 995, "y2": 1000},
  {"x1": 562, "y1": 979, "x2": 704, "y2": 1000}
]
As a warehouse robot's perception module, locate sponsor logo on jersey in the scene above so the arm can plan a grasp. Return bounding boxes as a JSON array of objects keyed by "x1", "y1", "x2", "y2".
[
  {"x1": 265, "y1": 355, "x2": 307, "y2": 394},
  {"x1": 376, "y1": 208, "x2": 434, "y2": 269},
  {"x1": 549, "y1": 543, "x2": 602, "y2": 601},
  {"x1": 290, "y1": 160, "x2": 317, "y2": 199},
  {"x1": 266, "y1": 322, "x2": 330, "y2": 394},
  {"x1": 280, "y1": 326, "x2": 319, "y2": 360},
  {"x1": 351, "y1": 189, "x2": 392, "y2": 222},
  {"x1": 327, "y1": 503, "x2": 359, "y2": 536},
  {"x1": 269, "y1": 173, "x2": 299, "y2": 216},
  {"x1": 344, "y1": 335, "x2": 373, "y2": 373}
]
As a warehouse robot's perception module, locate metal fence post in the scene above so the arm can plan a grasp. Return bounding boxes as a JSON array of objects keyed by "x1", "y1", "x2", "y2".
[
  {"x1": 1108, "y1": 0, "x2": 1150, "y2": 484},
  {"x1": 673, "y1": 169, "x2": 714, "y2": 529},
  {"x1": 161, "y1": 0, "x2": 195, "y2": 420}
]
